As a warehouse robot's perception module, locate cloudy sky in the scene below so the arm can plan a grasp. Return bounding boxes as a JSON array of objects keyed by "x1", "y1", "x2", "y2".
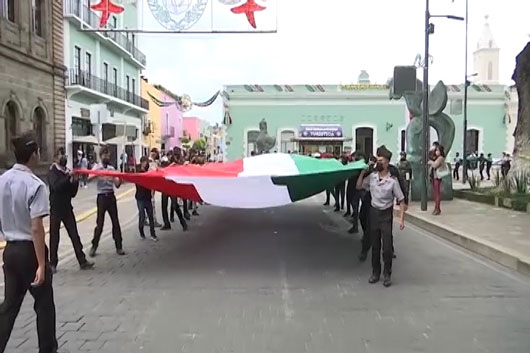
[{"x1": 139, "y1": 0, "x2": 530, "y2": 123}]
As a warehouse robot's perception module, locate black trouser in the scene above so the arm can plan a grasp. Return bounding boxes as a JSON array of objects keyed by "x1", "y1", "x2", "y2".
[
  {"x1": 137, "y1": 199, "x2": 155, "y2": 238},
  {"x1": 360, "y1": 194, "x2": 372, "y2": 254},
  {"x1": 49, "y1": 207, "x2": 87, "y2": 267},
  {"x1": 453, "y1": 163, "x2": 460, "y2": 180},
  {"x1": 325, "y1": 188, "x2": 336, "y2": 205},
  {"x1": 345, "y1": 180, "x2": 355, "y2": 214},
  {"x1": 183, "y1": 199, "x2": 190, "y2": 217},
  {"x1": 370, "y1": 207, "x2": 394, "y2": 277},
  {"x1": 486, "y1": 162, "x2": 492, "y2": 179},
  {"x1": 0, "y1": 242, "x2": 57, "y2": 353},
  {"x1": 92, "y1": 193, "x2": 122, "y2": 250},
  {"x1": 334, "y1": 182, "x2": 345, "y2": 210},
  {"x1": 171, "y1": 197, "x2": 187, "y2": 228},
  {"x1": 162, "y1": 194, "x2": 187, "y2": 228},
  {"x1": 479, "y1": 164, "x2": 485, "y2": 180}
]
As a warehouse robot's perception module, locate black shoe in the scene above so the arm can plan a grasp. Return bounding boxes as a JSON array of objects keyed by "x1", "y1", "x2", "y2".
[
  {"x1": 80, "y1": 261, "x2": 94, "y2": 270},
  {"x1": 170, "y1": 217, "x2": 175, "y2": 223},
  {"x1": 343, "y1": 212, "x2": 351, "y2": 217},
  {"x1": 139, "y1": 233, "x2": 146, "y2": 239},
  {"x1": 116, "y1": 249, "x2": 126, "y2": 256},
  {"x1": 182, "y1": 223, "x2": 188, "y2": 231},
  {"x1": 51, "y1": 265, "x2": 57, "y2": 274},
  {"x1": 368, "y1": 274, "x2": 380, "y2": 284},
  {"x1": 160, "y1": 225, "x2": 171, "y2": 231},
  {"x1": 323, "y1": 202, "x2": 330, "y2": 206},
  {"x1": 89, "y1": 246, "x2": 97, "y2": 257},
  {"x1": 154, "y1": 222, "x2": 162, "y2": 228},
  {"x1": 348, "y1": 226, "x2": 359, "y2": 234},
  {"x1": 334, "y1": 208, "x2": 340, "y2": 212},
  {"x1": 358, "y1": 252, "x2": 367, "y2": 262},
  {"x1": 192, "y1": 210, "x2": 199, "y2": 216},
  {"x1": 184, "y1": 213, "x2": 191, "y2": 220},
  {"x1": 383, "y1": 275, "x2": 392, "y2": 287}
]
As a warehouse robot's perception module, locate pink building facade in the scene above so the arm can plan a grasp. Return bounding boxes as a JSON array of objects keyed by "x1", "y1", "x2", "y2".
[
  {"x1": 183, "y1": 117, "x2": 203, "y2": 141},
  {"x1": 161, "y1": 93, "x2": 183, "y2": 150}
]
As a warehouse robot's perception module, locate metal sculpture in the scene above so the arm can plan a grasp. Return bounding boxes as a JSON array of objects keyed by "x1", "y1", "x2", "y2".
[{"x1": 401, "y1": 81, "x2": 456, "y2": 201}]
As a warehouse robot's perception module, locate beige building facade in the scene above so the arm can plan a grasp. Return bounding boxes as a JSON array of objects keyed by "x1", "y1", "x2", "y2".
[{"x1": 0, "y1": 0, "x2": 65, "y2": 168}]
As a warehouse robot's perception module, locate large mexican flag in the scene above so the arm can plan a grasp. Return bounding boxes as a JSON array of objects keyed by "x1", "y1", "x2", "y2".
[{"x1": 86, "y1": 153, "x2": 366, "y2": 209}]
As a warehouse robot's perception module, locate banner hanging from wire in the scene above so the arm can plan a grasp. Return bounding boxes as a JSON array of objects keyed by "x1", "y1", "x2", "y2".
[{"x1": 86, "y1": 0, "x2": 277, "y2": 33}]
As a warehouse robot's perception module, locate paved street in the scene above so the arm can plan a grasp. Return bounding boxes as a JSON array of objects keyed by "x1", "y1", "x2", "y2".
[{"x1": 3, "y1": 195, "x2": 530, "y2": 353}]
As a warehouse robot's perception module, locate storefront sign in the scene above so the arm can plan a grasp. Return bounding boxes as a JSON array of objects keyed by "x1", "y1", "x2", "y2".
[
  {"x1": 300, "y1": 125, "x2": 343, "y2": 138},
  {"x1": 339, "y1": 84, "x2": 389, "y2": 91}
]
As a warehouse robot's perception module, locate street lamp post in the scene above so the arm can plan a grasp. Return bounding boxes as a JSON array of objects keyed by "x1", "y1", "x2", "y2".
[{"x1": 421, "y1": 1, "x2": 464, "y2": 211}]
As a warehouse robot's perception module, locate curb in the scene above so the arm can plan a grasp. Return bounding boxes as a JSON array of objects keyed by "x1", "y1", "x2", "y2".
[
  {"x1": 0, "y1": 187, "x2": 135, "y2": 250},
  {"x1": 400, "y1": 210, "x2": 530, "y2": 277}
]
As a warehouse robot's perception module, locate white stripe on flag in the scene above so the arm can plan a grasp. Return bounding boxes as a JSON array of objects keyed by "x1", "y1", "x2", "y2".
[
  {"x1": 167, "y1": 176, "x2": 293, "y2": 209},
  {"x1": 239, "y1": 153, "x2": 299, "y2": 177}
]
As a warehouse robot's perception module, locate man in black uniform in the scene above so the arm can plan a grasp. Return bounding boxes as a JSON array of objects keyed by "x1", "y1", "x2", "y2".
[
  {"x1": 48, "y1": 147, "x2": 94, "y2": 272},
  {"x1": 0, "y1": 133, "x2": 58, "y2": 352}
]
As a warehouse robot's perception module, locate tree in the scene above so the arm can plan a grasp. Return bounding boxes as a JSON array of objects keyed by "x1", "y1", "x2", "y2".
[
  {"x1": 511, "y1": 42, "x2": 530, "y2": 174},
  {"x1": 192, "y1": 138, "x2": 206, "y2": 152}
]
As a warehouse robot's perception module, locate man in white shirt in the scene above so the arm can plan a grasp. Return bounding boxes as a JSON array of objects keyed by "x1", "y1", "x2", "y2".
[{"x1": 0, "y1": 132, "x2": 58, "y2": 353}]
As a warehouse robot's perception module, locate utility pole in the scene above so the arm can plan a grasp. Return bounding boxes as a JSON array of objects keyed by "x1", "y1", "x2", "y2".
[
  {"x1": 463, "y1": 0, "x2": 469, "y2": 184},
  {"x1": 421, "y1": 0, "x2": 431, "y2": 211}
]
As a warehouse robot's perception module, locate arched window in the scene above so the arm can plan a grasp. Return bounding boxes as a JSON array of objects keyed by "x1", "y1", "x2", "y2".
[
  {"x1": 488, "y1": 62, "x2": 493, "y2": 81},
  {"x1": 466, "y1": 129, "x2": 480, "y2": 155},
  {"x1": 247, "y1": 130, "x2": 259, "y2": 156},
  {"x1": 33, "y1": 107, "x2": 46, "y2": 155},
  {"x1": 355, "y1": 127, "x2": 374, "y2": 157},
  {"x1": 2, "y1": 101, "x2": 19, "y2": 152},
  {"x1": 280, "y1": 130, "x2": 295, "y2": 153}
]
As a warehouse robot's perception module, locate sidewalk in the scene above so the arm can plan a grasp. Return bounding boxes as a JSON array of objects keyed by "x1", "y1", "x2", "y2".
[{"x1": 403, "y1": 199, "x2": 530, "y2": 276}]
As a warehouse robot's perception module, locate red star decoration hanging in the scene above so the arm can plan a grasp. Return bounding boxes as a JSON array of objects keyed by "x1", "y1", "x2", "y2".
[
  {"x1": 91, "y1": 0, "x2": 125, "y2": 28},
  {"x1": 230, "y1": 0, "x2": 266, "y2": 29}
]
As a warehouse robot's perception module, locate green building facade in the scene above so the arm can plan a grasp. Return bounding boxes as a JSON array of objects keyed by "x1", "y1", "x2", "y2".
[
  {"x1": 222, "y1": 81, "x2": 512, "y2": 163},
  {"x1": 64, "y1": 0, "x2": 148, "y2": 169}
]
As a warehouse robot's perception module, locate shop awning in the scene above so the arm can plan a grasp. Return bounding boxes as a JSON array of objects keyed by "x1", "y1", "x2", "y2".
[
  {"x1": 104, "y1": 136, "x2": 139, "y2": 145},
  {"x1": 73, "y1": 135, "x2": 103, "y2": 145}
]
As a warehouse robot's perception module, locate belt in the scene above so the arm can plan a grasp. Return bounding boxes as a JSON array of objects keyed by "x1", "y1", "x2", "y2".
[
  {"x1": 6, "y1": 239, "x2": 33, "y2": 244},
  {"x1": 98, "y1": 192, "x2": 115, "y2": 197}
]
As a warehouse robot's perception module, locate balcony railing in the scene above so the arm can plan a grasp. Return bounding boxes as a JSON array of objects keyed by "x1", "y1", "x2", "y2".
[
  {"x1": 67, "y1": 69, "x2": 149, "y2": 110},
  {"x1": 64, "y1": 0, "x2": 146, "y2": 66}
]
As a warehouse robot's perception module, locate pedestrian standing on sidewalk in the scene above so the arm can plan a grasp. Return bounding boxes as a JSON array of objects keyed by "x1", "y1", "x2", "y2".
[
  {"x1": 478, "y1": 153, "x2": 486, "y2": 180},
  {"x1": 486, "y1": 153, "x2": 493, "y2": 180},
  {"x1": 135, "y1": 157, "x2": 158, "y2": 242},
  {"x1": 0, "y1": 132, "x2": 58, "y2": 353},
  {"x1": 452, "y1": 152, "x2": 461, "y2": 181},
  {"x1": 89, "y1": 147, "x2": 125, "y2": 257},
  {"x1": 357, "y1": 145, "x2": 405, "y2": 287},
  {"x1": 428, "y1": 144, "x2": 448, "y2": 216},
  {"x1": 48, "y1": 147, "x2": 94, "y2": 273}
]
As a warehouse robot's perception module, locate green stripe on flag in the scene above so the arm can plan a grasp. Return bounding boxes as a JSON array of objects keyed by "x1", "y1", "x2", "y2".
[{"x1": 271, "y1": 158, "x2": 367, "y2": 202}]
